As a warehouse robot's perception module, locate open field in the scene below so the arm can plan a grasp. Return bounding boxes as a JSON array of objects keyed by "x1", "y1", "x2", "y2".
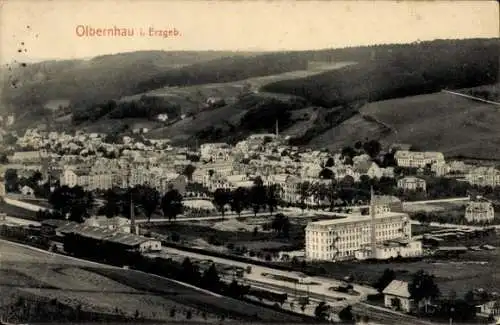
[
  {"x1": 410, "y1": 224, "x2": 447, "y2": 236},
  {"x1": 0, "y1": 200, "x2": 38, "y2": 219},
  {"x1": 19, "y1": 198, "x2": 52, "y2": 209},
  {"x1": 403, "y1": 201, "x2": 467, "y2": 213},
  {"x1": 311, "y1": 91, "x2": 500, "y2": 160},
  {"x1": 144, "y1": 62, "x2": 354, "y2": 142},
  {"x1": 146, "y1": 218, "x2": 304, "y2": 253},
  {"x1": 0, "y1": 240, "x2": 307, "y2": 322},
  {"x1": 309, "y1": 252, "x2": 500, "y2": 298}
]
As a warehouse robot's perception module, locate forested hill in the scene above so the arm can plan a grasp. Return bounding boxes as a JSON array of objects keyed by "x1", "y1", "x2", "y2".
[
  {"x1": 2, "y1": 38, "x2": 498, "y2": 114},
  {"x1": 261, "y1": 38, "x2": 500, "y2": 107}
]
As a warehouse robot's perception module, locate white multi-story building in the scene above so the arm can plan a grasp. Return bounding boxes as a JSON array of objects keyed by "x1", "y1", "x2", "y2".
[
  {"x1": 431, "y1": 162, "x2": 450, "y2": 177},
  {"x1": 397, "y1": 176, "x2": 426, "y2": 192},
  {"x1": 264, "y1": 174, "x2": 301, "y2": 203},
  {"x1": 200, "y1": 143, "x2": 232, "y2": 162},
  {"x1": 9, "y1": 150, "x2": 47, "y2": 163},
  {"x1": 394, "y1": 151, "x2": 445, "y2": 168},
  {"x1": 305, "y1": 211, "x2": 412, "y2": 261},
  {"x1": 61, "y1": 168, "x2": 113, "y2": 191},
  {"x1": 466, "y1": 167, "x2": 500, "y2": 187},
  {"x1": 465, "y1": 201, "x2": 495, "y2": 223}
]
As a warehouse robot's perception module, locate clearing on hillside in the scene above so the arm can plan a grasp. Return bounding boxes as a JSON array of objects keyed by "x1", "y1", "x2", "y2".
[{"x1": 311, "y1": 91, "x2": 500, "y2": 160}]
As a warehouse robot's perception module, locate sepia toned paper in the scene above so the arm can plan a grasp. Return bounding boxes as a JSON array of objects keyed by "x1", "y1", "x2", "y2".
[{"x1": 0, "y1": 1, "x2": 499, "y2": 325}]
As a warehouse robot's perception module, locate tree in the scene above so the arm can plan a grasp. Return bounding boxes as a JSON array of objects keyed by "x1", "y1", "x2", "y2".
[
  {"x1": 325, "y1": 157, "x2": 334, "y2": 167},
  {"x1": 382, "y1": 151, "x2": 397, "y2": 167},
  {"x1": 0, "y1": 153, "x2": 8, "y2": 164},
  {"x1": 133, "y1": 185, "x2": 159, "y2": 222},
  {"x1": 319, "y1": 168, "x2": 335, "y2": 180},
  {"x1": 298, "y1": 181, "x2": 310, "y2": 211},
  {"x1": 182, "y1": 164, "x2": 196, "y2": 181},
  {"x1": 49, "y1": 185, "x2": 93, "y2": 222},
  {"x1": 180, "y1": 257, "x2": 201, "y2": 284},
  {"x1": 363, "y1": 140, "x2": 382, "y2": 158},
  {"x1": 314, "y1": 301, "x2": 330, "y2": 320},
  {"x1": 3, "y1": 133, "x2": 17, "y2": 145},
  {"x1": 230, "y1": 187, "x2": 248, "y2": 216},
  {"x1": 374, "y1": 268, "x2": 396, "y2": 292},
  {"x1": 409, "y1": 270, "x2": 440, "y2": 313},
  {"x1": 338, "y1": 305, "x2": 354, "y2": 322},
  {"x1": 201, "y1": 263, "x2": 220, "y2": 292},
  {"x1": 102, "y1": 188, "x2": 122, "y2": 218},
  {"x1": 271, "y1": 213, "x2": 291, "y2": 238},
  {"x1": 249, "y1": 178, "x2": 266, "y2": 216},
  {"x1": 213, "y1": 188, "x2": 230, "y2": 218},
  {"x1": 341, "y1": 146, "x2": 356, "y2": 159},
  {"x1": 464, "y1": 290, "x2": 475, "y2": 305},
  {"x1": 266, "y1": 185, "x2": 279, "y2": 215},
  {"x1": 161, "y1": 186, "x2": 184, "y2": 221},
  {"x1": 4, "y1": 168, "x2": 19, "y2": 192}
]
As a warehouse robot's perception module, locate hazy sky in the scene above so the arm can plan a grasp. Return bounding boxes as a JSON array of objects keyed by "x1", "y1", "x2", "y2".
[{"x1": 0, "y1": 0, "x2": 498, "y2": 64}]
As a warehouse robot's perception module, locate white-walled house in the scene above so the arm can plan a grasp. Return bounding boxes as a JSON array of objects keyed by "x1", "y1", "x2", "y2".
[
  {"x1": 397, "y1": 176, "x2": 426, "y2": 192},
  {"x1": 465, "y1": 201, "x2": 495, "y2": 223},
  {"x1": 383, "y1": 280, "x2": 414, "y2": 313}
]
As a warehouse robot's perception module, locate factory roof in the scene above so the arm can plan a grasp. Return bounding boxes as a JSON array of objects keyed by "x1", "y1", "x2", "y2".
[
  {"x1": 105, "y1": 232, "x2": 158, "y2": 247},
  {"x1": 56, "y1": 222, "x2": 159, "y2": 247}
]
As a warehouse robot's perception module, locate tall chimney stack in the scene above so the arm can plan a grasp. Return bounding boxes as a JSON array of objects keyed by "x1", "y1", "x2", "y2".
[
  {"x1": 370, "y1": 186, "x2": 377, "y2": 257},
  {"x1": 130, "y1": 194, "x2": 136, "y2": 235}
]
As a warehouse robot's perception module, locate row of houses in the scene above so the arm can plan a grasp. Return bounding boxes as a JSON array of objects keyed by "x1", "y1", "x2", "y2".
[{"x1": 60, "y1": 167, "x2": 187, "y2": 194}]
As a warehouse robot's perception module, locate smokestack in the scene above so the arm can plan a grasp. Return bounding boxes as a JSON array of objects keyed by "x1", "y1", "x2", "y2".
[
  {"x1": 370, "y1": 186, "x2": 377, "y2": 257},
  {"x1": 275, "y1": 119, "x2": 279, "y2": 137},
  {"x1": 130, "y1": 195, "x2": 136, "y2": 235}
]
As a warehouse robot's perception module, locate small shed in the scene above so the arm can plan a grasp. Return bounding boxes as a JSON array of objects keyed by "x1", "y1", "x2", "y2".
[{"x1": 382, "y1": 280, "x2": 414, "y2": 313}]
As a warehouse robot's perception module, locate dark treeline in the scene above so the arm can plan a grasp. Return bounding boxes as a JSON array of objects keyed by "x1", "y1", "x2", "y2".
[
  {"x1": 137, "y1": 39, "x2": 499, "y2": 93},
  {"x1": 262, "y1": 39, "x2": 499, "y2": 107},
  {"x1": 72, "y1": 95, "x2": 182, "y2": 125}
]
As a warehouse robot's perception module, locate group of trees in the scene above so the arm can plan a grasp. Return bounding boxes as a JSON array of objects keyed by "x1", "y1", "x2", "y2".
[
  {"x1": 101, "y1": 184, "x2": 184, "y2": 222},
  {"x1": 212, "y1": 179, "x2": 280, "y2": 217},
  {"x1": 71, "y1": 96, "x2": 181, "y2": 125},
  {"x1": 42, "y1": 183, "x2": 184, "y2": 223},
  {"x1": 3, "y1": 169, "x2": 49, "y2": 194},
  {"x1": 48, "y1": 185, "x2": 95, "y2": 222},
  {"x1": 262, "y1": 39, "x2": 498, "y2": 107},
  {"x1": 296, "y1": 176, "x2": 398, "y2": 209}
]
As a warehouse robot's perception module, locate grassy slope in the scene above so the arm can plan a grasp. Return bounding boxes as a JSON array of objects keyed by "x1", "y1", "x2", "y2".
[
  {"x1": 0, "y1": 241, "x2": 304, "y2": 322},
  {"x1": 311, "y1": 91, "x2": 500, "y2": 159}
]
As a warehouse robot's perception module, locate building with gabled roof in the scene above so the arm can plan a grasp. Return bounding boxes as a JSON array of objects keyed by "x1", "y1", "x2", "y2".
[{"x1": 383, "y1": 280, "x2": 414, "y2": 313}]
